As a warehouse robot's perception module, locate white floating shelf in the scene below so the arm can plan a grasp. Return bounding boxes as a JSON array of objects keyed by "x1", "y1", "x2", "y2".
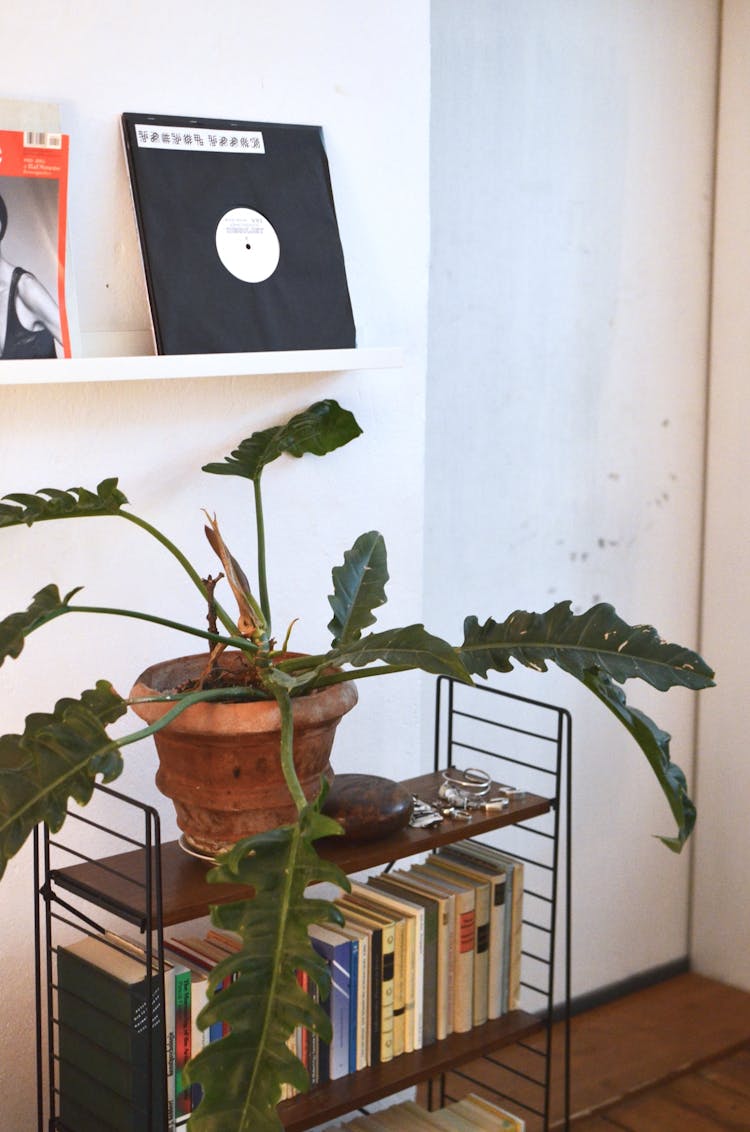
[{"x1": 0, "y1": 346, "x2": 403, "y2": 388}]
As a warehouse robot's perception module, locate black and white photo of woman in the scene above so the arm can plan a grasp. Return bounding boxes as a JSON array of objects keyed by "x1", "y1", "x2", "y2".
[{"x1": 0, "y1": 183, "x2": 62, "y2": 358}]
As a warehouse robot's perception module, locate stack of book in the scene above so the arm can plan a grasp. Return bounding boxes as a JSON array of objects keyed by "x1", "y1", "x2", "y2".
[
  {"x1": 299, "y1": 841, "x2": 525, "y2": 1085},
  {"x1": 55, "y1": 841, "x2": 525, "y2": 1125},
  {"x1": 56, "y1": 933, "x2": 177, "y2": 1132},
  {"x1": 327, "y1": 1093, "x2": 525, "y2": 1130}
]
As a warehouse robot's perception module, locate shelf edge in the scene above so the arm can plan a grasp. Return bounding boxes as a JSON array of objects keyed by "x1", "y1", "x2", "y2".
[{"x1": 0, "y1": 345, "x2": 403, "y2": 387}]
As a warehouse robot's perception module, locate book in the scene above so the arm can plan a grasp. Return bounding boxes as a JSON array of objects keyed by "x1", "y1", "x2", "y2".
[
  {"x1": 451, "y1": 1093, "x2": 525, "y2": 1130},
  {"x1": 367, "y1": 873, "x2": 439, "y2": 1047},
  {"x1": 334, "y1": 918, "x2": 371, "y2": 1070},
  {"x1": 56, "y1": 934, "x2": 169, "y2": 1132},
  {"x1": 339, "y1": 897, "x2": 393, "y2": 1063},
  {"x1": 166, "y1": 934, "x2": 232, "y2": 1041},
  {"x1": 437, "y1": 844, "x2": 508, "y2": 1019},
  {"x1": 409, "y1": 862, "x2": 476, "y2": 1034},
  {"x1": 0, "y1": 112, "x2": 72, "y2": 359},
  {"x1": 365, "y1": 874, "x2": 427, "y2": 1051},
  {"x1": 121, "y1": 112, "x2": 356, "y2": 355},
  {"x1": 385, "y1": 867, "x2": 454, "y2": 1041},
  {"x1": 379, "y1": 1101, "x2": 444, "y2": 1129},
  {"x1": 420, "y1": 1112, "x2": 474, "y2": 1132},
  {"x1": 342, "y1": 888, "x2": 402, "y2": 1058},
  {"x1": 427, "y1": 852, "x2": 493, "y2": 1026},
  {"x1": 163, "y1": 945, "x2": 212, "y2": 1117},
  {"x1": 445, "y1": 842, "x2": 524, "y2": 1012},
  {"x1": 308, "y1": 923, "x2": 353, "y2": 1081}
]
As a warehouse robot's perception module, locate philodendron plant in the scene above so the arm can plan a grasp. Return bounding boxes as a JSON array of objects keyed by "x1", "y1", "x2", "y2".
[{"x1": 0, "y1": 400, "x2": 713, "y2": 1131}]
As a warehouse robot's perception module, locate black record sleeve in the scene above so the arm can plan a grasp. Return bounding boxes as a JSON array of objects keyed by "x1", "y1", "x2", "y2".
[{"x1": 121, "y1": 113, "x2": 356, "y2": 355}]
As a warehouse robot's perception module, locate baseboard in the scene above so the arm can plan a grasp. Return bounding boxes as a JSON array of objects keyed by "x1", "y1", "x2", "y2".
[{"x1": 559, "y1": 956, "x2": 690, "y2": 1020}]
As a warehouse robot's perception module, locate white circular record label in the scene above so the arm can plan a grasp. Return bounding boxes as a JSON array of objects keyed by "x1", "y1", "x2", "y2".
[{"x1": 215, "y1": 207, "x2": 280, "y2": 283}]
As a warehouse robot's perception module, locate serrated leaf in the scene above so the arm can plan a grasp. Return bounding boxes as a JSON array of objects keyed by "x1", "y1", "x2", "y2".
[
  {"x1": 202, "y1": 400, "x2": 362, "y2": 481},
  {"x1": 582, "y1": 670, "x2": 696, "y2": 850},
  {"x1": 328, "y1": 624, "x2": 473, "y2": 683},
  {"x1": 0, "y1": 584, "x2": 82, "y2": 668},
  {"x1": 460, "y1": 601, "x2": 714, "y2": 691},
  {"x1": 0, "y1": 478, "x2": 128, "y2": 528},
  {"x1": 184, "y1": 804, "x2": 349, "y2": 1131},
  {"x1": 328, "y1": 531, "x2": 388, "y2": 646},
  {"x1": 0, "y1": 682, "x2": 128, "y2": 878}
]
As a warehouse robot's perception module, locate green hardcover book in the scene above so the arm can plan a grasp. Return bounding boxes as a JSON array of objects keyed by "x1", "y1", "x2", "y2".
[
  {"x1": 56, "y1": 1091, "x2": 122, "y2": 1132},
  {"x1": 57, "y1": 934, "x2": 168, "y2": 1130},
  {"x1": 58, "y1": 1058, "x2": 164, "y2": 1132}
]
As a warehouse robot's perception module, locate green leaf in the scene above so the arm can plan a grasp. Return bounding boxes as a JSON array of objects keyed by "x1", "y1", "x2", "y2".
[
  {"x1": 459, "y1": 602, "x2": 710, "y2": 852},
  {"x1": 0, "y1": 682, "x2": 128, "y2": 878},
  {"x1": 460, "y1": 601, "x2": 715, "y2": 691},
  {"x1": 0, "y1": 478, "x2": 128, "y2": 527},
  {"x1": 0, "y1": 584, "x2": 82, "y2": 667},
  {"x1": 202, "y1": 400, "x2": 362, "y2": 482},
  {"x1": 583, "y1": 670, "x2": 696, "y2": 851},
  {"x1": 184, "y1": 805, "x2": 349, "y2": 1131},
  {"x1": 328, "y1": 531, "x2": 389, "y2": 646},
  {"x1": 330, "y1": 624, "x2": 473, "y2": 683}
]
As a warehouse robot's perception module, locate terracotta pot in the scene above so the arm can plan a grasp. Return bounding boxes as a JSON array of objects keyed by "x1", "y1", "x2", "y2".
[{"x1": 130, "y1": 651, "x2": 358, "y2": 855}]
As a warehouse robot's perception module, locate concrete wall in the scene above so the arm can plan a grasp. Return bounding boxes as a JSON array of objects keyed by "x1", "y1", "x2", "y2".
[
  {"x1": 692, "y1": 0, "x2": 750, "y2": 993},
  {"x1": 426, "y1": 0, "x2": 719, "y2": 998},
  {"x1": 0, "y1": 3, "x2": 431, "y2": 1125}
]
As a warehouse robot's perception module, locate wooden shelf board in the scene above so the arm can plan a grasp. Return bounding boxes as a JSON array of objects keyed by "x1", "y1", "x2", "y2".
[
  {"x1": 278, "y1": 1010, "x2": 542, "y2": 1131},
  {"x1": 49, "y1": 773, "x2": 551, "y2": 928}
]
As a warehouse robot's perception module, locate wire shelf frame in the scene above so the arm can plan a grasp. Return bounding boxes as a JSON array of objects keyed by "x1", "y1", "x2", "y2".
[
  {"x1": 428, "y1": 676, "x2": 572, "y2": 1132},
  {"x1": 35, "y1": 783, "x2": 166, "y2": 1132}
]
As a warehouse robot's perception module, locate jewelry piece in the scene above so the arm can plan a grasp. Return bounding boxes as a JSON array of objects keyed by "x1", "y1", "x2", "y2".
[
  {"x1": 409, "y1": 795, "x2": 444, "y2": 828},
  {"x1": 438, "y1": 767, "x2": 492, "y2": 811}
]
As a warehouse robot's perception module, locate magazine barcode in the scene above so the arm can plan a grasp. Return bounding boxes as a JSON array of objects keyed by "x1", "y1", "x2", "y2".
[{"x1": 23, "y1": 131, "x2": 62, "y2": 149}]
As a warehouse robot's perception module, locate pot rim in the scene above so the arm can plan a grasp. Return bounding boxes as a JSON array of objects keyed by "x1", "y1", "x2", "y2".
[{"x1": 128, "y1": 651, "x2": 358, "y2": 733}]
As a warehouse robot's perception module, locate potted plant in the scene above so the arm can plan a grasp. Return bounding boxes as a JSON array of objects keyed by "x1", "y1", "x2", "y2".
[{"x1": 0, "y1": 399, "x2": 713, "y2": 1131}]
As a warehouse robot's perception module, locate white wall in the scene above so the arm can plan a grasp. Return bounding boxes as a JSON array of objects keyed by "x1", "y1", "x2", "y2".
[
  {"x1": 426, "y1": 0, "x2": 718, "y2": 999},
  {"x1": 692, "y1": 0, "x2": 750, "y2": 993},
  {"x1": 0, "y1": 3, "x2": 431, "y2": 1125}
]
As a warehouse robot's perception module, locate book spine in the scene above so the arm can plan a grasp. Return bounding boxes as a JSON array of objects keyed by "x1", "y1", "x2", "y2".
[
  {"x1": 163, "y1": 964, "x2": 176, "y2": 1132},
  {"x1": 507, "y1": 860, "x2": 524, "y2": 1011},
  {"x1": 488, "y1": 876, "x2": 507, "y2": 1020},
  {"x1": 473, "y1": 883, "x2": 491, "y2": 1027},
  {"x1": 330, "y1": 943, "x2": 352, "y2": 1080},
  {"x1": 173, "y1": 967, "x2": 192, "y2": 1117},
  {"x1": 379, "y1": 922, "x2": 395, "y2": 1063},
  {"x1": 454, "y1": 892, "x2": 476, "y2": 1034},
  {"x1": 348, "y1": 936, "x2": 360, "y2": 1074},
  {"x1": 390, "y1": 917, "x2": 406, "y2": 1058},
  {"x1": 368, "y1": 926, "x2": 383, "y2": 1065}
]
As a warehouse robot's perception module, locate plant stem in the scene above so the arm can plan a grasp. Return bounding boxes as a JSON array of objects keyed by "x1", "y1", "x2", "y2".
[
  {"x1": 253, "y1": 477, "x2": 271, "y2": 630},
  {"x1": 268, "y1": 684, "x2": 306, "y2": 813},
  {"x1": 273, "y1": 654, "x2": 413, "y2": 685},
  {"x1": 67, "y1": 605, "x2": 258, "y2": 654},
  {"x1": 120, "y1": 511, "x2": 238, "y2": 636}
]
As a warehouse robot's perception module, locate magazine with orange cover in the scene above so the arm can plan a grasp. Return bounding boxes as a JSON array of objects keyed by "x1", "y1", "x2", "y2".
[{"x1": 0, "y1": 127, "x2": 71, "y2": 358}]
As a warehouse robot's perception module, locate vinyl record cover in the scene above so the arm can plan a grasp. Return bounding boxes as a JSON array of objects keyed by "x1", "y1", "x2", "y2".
[{"x1": 121, "y1": 112, "x2": 356, "y2": 355}]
